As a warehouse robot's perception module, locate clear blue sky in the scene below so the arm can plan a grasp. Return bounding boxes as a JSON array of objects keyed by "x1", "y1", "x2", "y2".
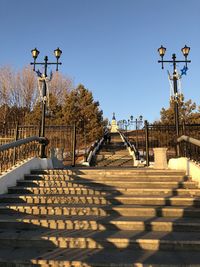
[{"x1": 0, "y1": 0, "x2": 199, "y2": 123}]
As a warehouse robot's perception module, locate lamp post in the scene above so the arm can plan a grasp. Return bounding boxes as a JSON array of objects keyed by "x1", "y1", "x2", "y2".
[
  {"x1": 130, "y1": 115, "x2": 143, "y2": 149},
  {"x1": 122, "y1": 120, "x2": 129, "y2": 137},
  {"x1": 157, "y1": 45, "x2": 191, "y2": 151},
  {"x1": 117, "y1": 120, "x2": 124, "y2": 130},
  {"x1": 79, "y1": 118, "x2": 88, "y2": 161},
  {"x1": 30, "y1": 47, "x2": 62, "y2": 157},
  {"x1": 130, "y1": 115, "x2": 143, "y2": 130}
]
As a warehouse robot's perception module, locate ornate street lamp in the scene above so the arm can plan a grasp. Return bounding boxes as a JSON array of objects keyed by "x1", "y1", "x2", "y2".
[
  {"x1": 130, "y1": 115, "x2": 143, "y2": 129},
  {"x1": 30, "y1": 48, "x2": 62, "y2": 157},
  {"x1": 181, "y1": 45, "x2": 190, "y2": 67},
  {"x1": 158, "y1": 45, "x2": 191, "y2": 155},
  {"x1": 54, "y1": 47, "x2": 62, "y2": 71}
]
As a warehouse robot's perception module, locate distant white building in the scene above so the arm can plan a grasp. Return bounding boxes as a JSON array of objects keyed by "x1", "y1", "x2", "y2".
[{"x1": 110, "y1": 113, "x2": 118, "y2": 133}]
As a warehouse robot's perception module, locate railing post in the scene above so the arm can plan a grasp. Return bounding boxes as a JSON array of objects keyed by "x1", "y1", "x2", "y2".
[
  {"x1": 182, "y1": 120, "x2": 187, "y2": 157},
  {"x1": 72, "y1": 124, "x2": 76, "y2": 167},
  {"x1": 13, "y1": 122, "x2": 19, "y2": 166},
  {"x1": 144, "y1": 120, "x2": 149, "y2": 167}
]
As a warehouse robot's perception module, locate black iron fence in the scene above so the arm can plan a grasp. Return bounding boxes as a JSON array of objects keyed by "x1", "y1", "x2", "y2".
[
  {"x1": 1, "y1": 123, "x2": 200, "y2": 169},
  {"x1": 0, "y1": 125, "x2": 75, "y2": 165},
  {"x1": 0, "y1": 124, "x2": 39, "y2": 145},
  {"x1": 126, "y1": 122, "x2": 200, "y2": 165},
  {"x1": 179, "y1": 135, "x2": 200, "y2": 163},
  {"x1": 0, "y1": 136, "x2": 45, "y2": 174},
  {"x1": 0, "y1": 124, "x2": 97, "y2": 167}
]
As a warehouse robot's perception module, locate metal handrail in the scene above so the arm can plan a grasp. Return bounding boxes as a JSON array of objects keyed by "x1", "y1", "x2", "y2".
[
  {"x1": 86, "y1": 137, "x2": 104, "y2": 165},
  {"x1": 0, "y1": 136, "x2": 47, "y2": 152},
  {"x1": 177, "y1": 135, "x2": 200, "y2": 147},
  {"x1": 177, "y1": 135, "x2": 200, "y2": 163},
  {"x1": 119, "y1": 131, "x2": 140, "y2": 160},
  {"x1": 0, "y1": 136, "x2": 48, "y2": 174}
]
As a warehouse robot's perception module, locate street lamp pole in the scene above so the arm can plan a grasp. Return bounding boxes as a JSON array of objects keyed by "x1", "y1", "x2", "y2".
[
  {"x1": 40, "y1": 56, "x2": 48, "y2": 141},
  {"x1": 172, "y1": 54, "x2": 179, "y2": 138},
  {"x1": 130, "y1": 115, "x2": 143, "y2": 150},
  {"x1": 30, "y1": 48, "x2": 62, "y2": 158},
  {"x1": 122, "y1": 120, "x2": 129, "y2": 138},
  {"x1": 158, "y1": 45, "x2": 191, "y2": 155}
]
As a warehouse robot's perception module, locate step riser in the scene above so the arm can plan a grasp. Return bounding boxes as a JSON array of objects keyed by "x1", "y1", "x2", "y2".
[
  {"x1": 1, "y1": 207, "x2": 200, "y2": 218},
  {"x1": 8, "y1": 188, "x2": 109, "y2": 195},
  {"x1": 8, "y1": 188, "x2": 200, "y2": 197},
  {"x1": 1, "y1": 197, "x2": 199, "y2": 206},
  {"x1": 28, "y1": 171, "x2": 187, "y2": 176},
  {"x1": 1, "y1": 221, "x2": 200, "y2": 232},
  {"x1": 18, "y1": 181, "x2": 197, "y2": 189},
  {"x1": 25, "y1": 175, "x2": 187, "y2": 182},
  {"x1": 0, "y1": 238, "x2": 200, "y2": 251}
]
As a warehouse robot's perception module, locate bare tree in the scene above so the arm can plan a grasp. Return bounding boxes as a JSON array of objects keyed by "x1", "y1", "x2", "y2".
[
  {"x1": 48, "y1": 71, "x2": 73, "y2": 106},
  {"x1": 18, "y1": 66, "x2": 37, "y2": 110},
  {"x1": 0, "y1": 65, "x2": 74, "y2": 126},
  {"x1": 0, "y1": 66, "x2": 14, "y2": 106}
]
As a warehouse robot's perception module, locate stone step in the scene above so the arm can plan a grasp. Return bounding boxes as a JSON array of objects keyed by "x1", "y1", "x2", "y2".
[
  {"x1": 8, "y1": 187, "x2": 110, "y2": 195},
  {"x1": 8, "y1": 187, "x2": 200, "y2": 197},
  {"x1": 0, "y1": 194, "x2": 200, "y2": 206},
  {"x1": 2, "y1": 204, "x2": 200, "y2": 218},
  {"x1": 96, "y1": 156, "x2": 131, "y2": 160},
  {"x1": 0, "y1": 166, "x2": 198, "y2": 265},
  {"x1": 0, "y1": 215, "x2": 200, "y2": 232},
  {"x1": 17, "y1": 179, "x2": 198, "y2": 189},
  {"x1": 96, "y1": 156, "x2": 132, "y2": 159},
  {"x1": 30, "y1": 168, "x2": 185, "y2": 174},
  {"x1": 95, "y1": 162, "x2": 134, "y2": 167},
  {"x1": 0, "y1": 229, "x2": 200, "y2": 251},
  {"x1": 97, "y1": 152, "x2": 130, "y2": 156},
  {"x1": 96, "y1": 157, "x2": 133, "y2": 167},
  {"x1": 1, "y1": 248, "x2": 200, "y2": 266},
  {"x1": 96, "y1": 163, "x2": 133, "y2": 167},
  {"x1": 30, "y1": 169, "x2": 186, "y2": 176},
  {"x1": 24, "y1": 174, "x2": 189, "y2": 182},
  {"x1": 0, "y1": 247, "x2": 200, "y2": 267}
]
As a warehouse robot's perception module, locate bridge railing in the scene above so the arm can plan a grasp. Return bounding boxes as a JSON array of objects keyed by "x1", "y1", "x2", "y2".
[{"x1": 0, "y1": 136, "x2": 48, "y2": 174}]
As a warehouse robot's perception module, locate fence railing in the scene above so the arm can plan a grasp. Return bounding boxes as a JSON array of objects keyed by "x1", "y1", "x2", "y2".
[
  {"x1": 119, "y1": 130, "x2": 140, "y2": 160},
  {"x1": 126, "y1": 122, "x2": 200, "y2": 166},
  {"x1": 178, "y1": 135, "x2": 200, "y2": 163},
  {"x1": 86, "y1": 138, "x2": 104, "y2": 166},
  {"x1": 0, "y1": 124, "x2": 100, "y2": 167},
  {"x1": 0, "y1": 136, "x2": 47, "y2": 174}
]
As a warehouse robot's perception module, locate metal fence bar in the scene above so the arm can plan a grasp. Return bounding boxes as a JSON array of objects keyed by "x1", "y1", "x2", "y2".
[
  {"x1": 144, "y1": 120, "x2": 149, "y2": 166},
  {"x1": 0, "y1": 136, "x2": 46, "y2": 174},
  {"x1": 72, "y1": 124, "x2": 76, "y2": 167},
  {"x1": 0, "y1": 136, "x2": 45, "y2": 152},
  {"x1": 126, "y1": 123, "x2": 200, "y2": 164},
  {"x1": 178, "y1": 135, "x2": 200, "y2": 163}
]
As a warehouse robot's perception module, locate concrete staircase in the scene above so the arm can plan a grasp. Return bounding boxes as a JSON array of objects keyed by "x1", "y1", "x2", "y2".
[
  {"x1": 95, "y1": 133, "x2": 133, "y2": 167},
  {"x1": 0, "y1": 168, "x2": 200, "y2": 265}
]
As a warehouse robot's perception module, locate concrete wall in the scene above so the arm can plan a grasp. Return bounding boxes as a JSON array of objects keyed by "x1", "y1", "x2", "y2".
[
  {"x1": 168, "y1": 157, "x2": 200, "y2": 185},
  {"x1": 0, "y1": 157, "x2": 53, "y2": 194}
]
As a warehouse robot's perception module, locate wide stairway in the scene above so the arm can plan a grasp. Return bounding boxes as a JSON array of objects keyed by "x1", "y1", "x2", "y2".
[
  {"x1": 94, "y1": 132, "x2": 133, "y2": 167},
  {"x1": 0, "y1": 168, "x2": 200, "y2": 265}
]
